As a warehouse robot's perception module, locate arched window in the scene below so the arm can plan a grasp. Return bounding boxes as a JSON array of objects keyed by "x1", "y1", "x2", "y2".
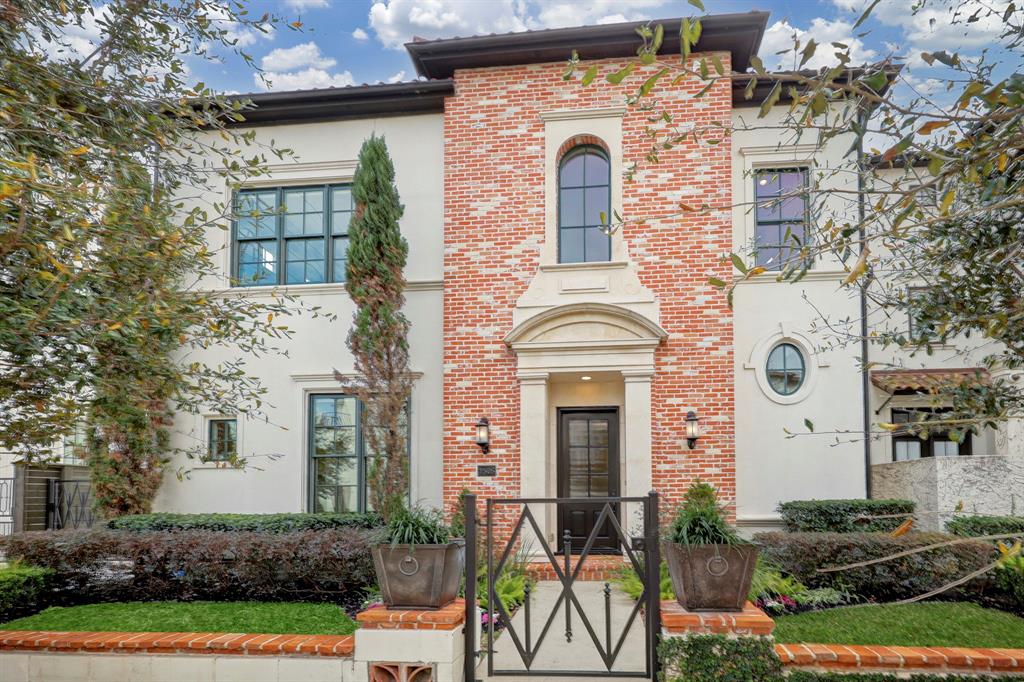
[{"x1": 558, "y1": 145, "x2": 610, "y2": 263}]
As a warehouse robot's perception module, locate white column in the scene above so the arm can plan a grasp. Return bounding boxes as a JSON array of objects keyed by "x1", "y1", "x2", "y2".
[
  {"x1": 622, "y1": 369, "x2": 654, "y2": 500},
  {"x1": 518, "y1": 371, "x2": 549, "y2": 553}
]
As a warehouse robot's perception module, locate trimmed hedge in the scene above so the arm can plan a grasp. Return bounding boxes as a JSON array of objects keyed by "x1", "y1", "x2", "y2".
[
  {"x1": 0, "y1": 564, "x2": 53, "y2": 623},
  {"x1": 107, "y1": 512, "x2": 382, "y2": 533},
  {"x1": 778, "y1": 499, "x2": 915, "y2": 533},
  {"x1": 755, "y1": 532, "x2": 995, "y2": 602},
  {"x1": 659, "y1": 636, "x2": 1002, "y2": 681},
  {"x1": 1, "y1": 528, "x2": 378, "y2": 613},
  {"x1": 946, "y1": 514, "x2": 1024, "y2": 539},
  {"x1": 658, "y1": 634, "x2": 782, "y2": 681},
  {"x1": 788, "y1": 674, "x2": 1003, "y2": 681}
]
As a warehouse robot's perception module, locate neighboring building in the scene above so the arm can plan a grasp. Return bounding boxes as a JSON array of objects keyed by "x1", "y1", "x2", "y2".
[{"x1": 4, "y1": 12, "x2": 1020, "y2": 538}]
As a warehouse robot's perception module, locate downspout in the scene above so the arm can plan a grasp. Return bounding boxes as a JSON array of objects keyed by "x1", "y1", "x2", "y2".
[{"x1": 856, "y1": 106, "x2": 873, "y2": 499}]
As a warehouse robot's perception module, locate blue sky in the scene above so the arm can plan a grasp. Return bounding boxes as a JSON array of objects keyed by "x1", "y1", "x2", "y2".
[{"x1": 184, "y1": 0, "x2": 1011, "y2": 95}]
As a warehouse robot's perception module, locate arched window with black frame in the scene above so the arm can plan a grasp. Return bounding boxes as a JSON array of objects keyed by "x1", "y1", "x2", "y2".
[{"x1": 558, "y1": 145, "x2": 611, "y2": 263}]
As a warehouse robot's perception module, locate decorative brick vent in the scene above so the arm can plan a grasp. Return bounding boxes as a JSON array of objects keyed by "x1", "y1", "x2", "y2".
[
  {"x1": 355, "y1": 599, "x2": 465, "y2": 631},
  {"x1": 776, "y1": 642, "x2": 1024, "y2": 675},
  {"x1": 660, "y1": 600, "x2": 775, "y2": 637},
  {"x1": 0, "y1": 630, "x2": 354, "y2": 657},
  {"x1": 369, "y1": 662, "x2": 434, "y2": 681}
]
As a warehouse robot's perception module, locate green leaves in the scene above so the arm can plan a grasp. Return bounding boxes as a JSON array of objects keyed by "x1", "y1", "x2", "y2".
[
  {"x1": 798, "y1": 39, "x2": 817, "y2": 68},
  {"x1": 580, "y1": 64, "x2": 598, "y2": 86},
  {"x1": 679, "y1": 17, "x2": 702, "y2": 60},
  {"x1": 606, "y1": 62, "x2": 635, "y2": 85},
  {"x1": 759, "y1": 81, "x2": 782, "y2": 118}
]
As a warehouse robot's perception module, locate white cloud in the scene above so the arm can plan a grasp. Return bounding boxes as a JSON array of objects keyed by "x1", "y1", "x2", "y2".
[
  {"x1": 256, "y1": 67, "x2": 354, "y2": 91},
  {"x1": 386, "y1": 70, "x2": 407, "y2": 83},
  {"x1": 260, "y1": 41, "x2": 335, "y2": 71},
  {"x1": 759, "y1": 18, "x2": 878, "y2": 70},
  {"x1": 352, "y1": 27, "x2": 370, "y2": 41},
  {"x1": 367, "y1": 0, "x2": 666, "y2": 49},
  {"x1": 285, "y1": 0, "x2": 329, "y2": 9},
  {"x1": 257, "y1": 41, "x2": 353, "y2": 91}
]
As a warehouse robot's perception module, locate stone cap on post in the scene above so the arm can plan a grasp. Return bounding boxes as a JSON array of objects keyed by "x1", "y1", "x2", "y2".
[{"x1": 356, "y1": 599, "x2": 466, "y2": 631}]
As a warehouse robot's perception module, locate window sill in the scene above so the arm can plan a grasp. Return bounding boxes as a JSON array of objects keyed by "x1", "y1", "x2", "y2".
[
  {"x1": 735, "y1": 269, "x2": 848, "y2": 284},
  {"x1": 206, "y1": 280, "x2": 443, "y2": 297},
  {"x1": 538, "y1": 260, "x2": 629, "y2": 273}
]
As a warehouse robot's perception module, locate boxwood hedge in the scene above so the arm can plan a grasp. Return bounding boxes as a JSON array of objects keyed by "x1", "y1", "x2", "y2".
[
  {"x1": 106, "y1": 512, "x2": 381, "y2": 533},
  {"x1": 777, "y1": 499, "x2": 915, "y2": 533},
  {"x1": 0, "y1": 564, "x2": 53, "y2": 623},
  {"x1": 946, "y1": 514, "x2": 1024, "y2": 539}
]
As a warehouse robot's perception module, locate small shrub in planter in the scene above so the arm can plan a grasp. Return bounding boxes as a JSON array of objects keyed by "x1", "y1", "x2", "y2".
[
  {"x1": 755, "y1": 531, "x2": 995, "y2": 602},
  {"x1": 663, "y1": 481, "x2": 758, "y2": 612},
  {"x1": 371, "y1": 507, "x2": 464, "y2": 610},
  {"x1": 946, "y1": 514, "x2": 1024, "y2": 539},
  {"x1": 778, "y1": 499, "x2": 915, "y2": 533},
  {"x1": 0, "y1": 563, "x2": 54, "y2": 622}
]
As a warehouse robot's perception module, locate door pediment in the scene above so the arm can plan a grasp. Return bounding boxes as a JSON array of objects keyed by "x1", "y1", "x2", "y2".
[{"x1": 504, "y1": 302, "x2": 666, "y2": 352}]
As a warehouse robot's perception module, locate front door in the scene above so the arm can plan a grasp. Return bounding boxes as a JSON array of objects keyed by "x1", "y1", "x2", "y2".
[{"x1": 557, "y1": 407, "x2": 620, "y2": 553}]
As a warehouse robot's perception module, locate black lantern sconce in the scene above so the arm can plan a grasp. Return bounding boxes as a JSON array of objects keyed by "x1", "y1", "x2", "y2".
[
  {"x1": 475, "y1": 417, "x2": 490, "y2": 454},
  {"x1": 685, "y1": 411, "x2": 701, "y2": 450}
]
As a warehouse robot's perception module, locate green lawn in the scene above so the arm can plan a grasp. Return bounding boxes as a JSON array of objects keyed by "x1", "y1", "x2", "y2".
[
  {"x1": 0, "y1": 601, "x2": 358, "y2": 636},
  {"x1": 773, "y1": 602, "x2": 1024, "y2": 648}
]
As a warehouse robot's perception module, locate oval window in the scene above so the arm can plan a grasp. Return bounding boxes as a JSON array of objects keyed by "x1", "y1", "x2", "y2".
[{"x1": 766, "y1": 342, "x2": 805, "y2": 395}]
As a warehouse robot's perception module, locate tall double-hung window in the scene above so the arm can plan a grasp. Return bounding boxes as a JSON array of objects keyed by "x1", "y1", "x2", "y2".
[
  {"x1": 753, "y1": 168, "x2": 809, "y2": 270},
  {"x1": 233, "y1": 184, "x2": 355, "y2": 286}
]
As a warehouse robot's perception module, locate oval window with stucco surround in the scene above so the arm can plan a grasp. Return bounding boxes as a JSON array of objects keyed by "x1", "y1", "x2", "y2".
[{"x1": 765, "y1": 342, "x2": 806, "y2": 396}]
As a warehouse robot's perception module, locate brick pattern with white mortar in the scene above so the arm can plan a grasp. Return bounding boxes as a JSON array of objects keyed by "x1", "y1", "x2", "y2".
[{"x1": 442, "y1": 55, "x2": 736, "y2": 526}]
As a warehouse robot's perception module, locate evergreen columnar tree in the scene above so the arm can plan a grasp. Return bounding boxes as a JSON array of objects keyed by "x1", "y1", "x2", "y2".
[
  {"x1": 341, "y1": 135, "x2": 413, "y2": 523},
  {"x1": 0, "y1": 1, "x2": 311, "y2": 515}
]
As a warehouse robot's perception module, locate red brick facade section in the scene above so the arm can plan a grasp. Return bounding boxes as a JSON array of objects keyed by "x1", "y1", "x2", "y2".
[{"x1": 442, "y1": 55, "x2": 736, "y2": 523}]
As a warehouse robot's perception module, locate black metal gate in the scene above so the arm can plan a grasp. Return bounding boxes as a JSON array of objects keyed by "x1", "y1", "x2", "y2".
[
  {"x1": 463, "y1": 492, "x2": 659, "y2": 680},
  {"x1": 0, "y1": 477, "x2": 14, "y2": 535},
  {"x1": 46, "y1": 479, "x2": 95, "y2": 530}
]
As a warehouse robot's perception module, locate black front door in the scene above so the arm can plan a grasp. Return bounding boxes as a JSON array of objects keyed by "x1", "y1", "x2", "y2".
[{"x1": 557, "y1": 408, "x2": 620, "y2": 553}]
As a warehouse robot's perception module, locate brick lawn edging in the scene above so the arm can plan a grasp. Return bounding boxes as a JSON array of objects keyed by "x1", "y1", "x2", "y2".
[
  {"x1": 776, "y1": 642, "x2": 1024, "y2": 675},
  {"x1": 662, "y1": 601, "x2": 1024, "y2": 676},
  {"x1": 0, "y1": 630, "x2": 355, "y2": 657}
]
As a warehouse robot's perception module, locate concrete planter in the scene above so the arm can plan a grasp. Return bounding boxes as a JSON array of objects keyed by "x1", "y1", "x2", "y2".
[
  {"x1": 663, "y1": 543, "x2": 758, "y2": 612},
  {"x1": 372, "y1": 540, "x2": 465, "y2": 610}
]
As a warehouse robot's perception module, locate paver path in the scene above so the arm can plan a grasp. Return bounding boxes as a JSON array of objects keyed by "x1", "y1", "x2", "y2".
[{"x1": 477, "y1": 580, "x2": 649, "y2": 681}]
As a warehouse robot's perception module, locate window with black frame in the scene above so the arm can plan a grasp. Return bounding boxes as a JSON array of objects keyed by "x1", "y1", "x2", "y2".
[
  {"x1": 891, "y1": 408, "x2": 971, "y2": 461},
  {"x1": 754, "y1": 168, "x2": 809, "y2": 270},
  {"x1": 233, "y1": 184, "x2": 355, "y2": 286},
  {"x1": 207, "y1": 418, "x2": 237, "y2": 462},
  {"x1": 308, "y1": 394, "x2": 409, "y2": 513},
  {"x1": 558, "y1": 145, "x2": 611, "y2": 263}
]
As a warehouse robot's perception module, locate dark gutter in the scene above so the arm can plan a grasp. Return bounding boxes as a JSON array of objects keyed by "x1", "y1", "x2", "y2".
[
  {"x1": 856, "y1": 104, "x2": 874, "y2": 500},
  {"x1": 405, "y1": 11, "x2": 770, "y2": 79},
  {"x1": 215, "y1": 79, "x2": 454, "y2": 127},
  {"x1": 732, "y1": 65, "x2": 902, "y2": 108}
]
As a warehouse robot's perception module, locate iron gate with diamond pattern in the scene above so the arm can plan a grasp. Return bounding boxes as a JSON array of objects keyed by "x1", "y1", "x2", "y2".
[{"x1": 463, "y1": 492, "x2": 660, "y2": 680}]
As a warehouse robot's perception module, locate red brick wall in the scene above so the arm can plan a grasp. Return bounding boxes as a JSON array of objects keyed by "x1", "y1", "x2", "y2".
[{"x1": 442, "y1": 55, "x2": 735, "y2": 524}]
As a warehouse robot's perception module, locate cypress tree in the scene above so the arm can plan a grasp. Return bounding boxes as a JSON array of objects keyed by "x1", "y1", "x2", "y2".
[{"x1": 342, "y1": 135, "x2": 413, "y2": 522}]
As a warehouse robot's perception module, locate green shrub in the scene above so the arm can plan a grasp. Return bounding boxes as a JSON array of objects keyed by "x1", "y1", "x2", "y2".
[
  {"x1": 2, "y1": 528, "x2": 377, "y2": 613},
  {"x1": 0, "y1": 563, "x2": 53, "y2": 622},
  {"x1": 995, "y1": 554, "x2": 1024, "y2": 607},
  {"x1": 669, "y1": 480, "x2": 744, "y2": 545},
  {"x1": 778, "y1": 499, "x2": 915, "y2": 533},
  {"x1": 788, "y1": 674, "x2": 1002, "y2": 681},
  {"x1": 756, "y1": 531, "x2": 995, "y2": 602},
  {"x1": 658, "y1": 634, "x2": 782, "y2": 682},
  {"x1": 946, "y1": 514, "x2": 1024, "y2": 539},
  {"x1": 107, "y1": 512, "x2": 382, "y2": 533}
]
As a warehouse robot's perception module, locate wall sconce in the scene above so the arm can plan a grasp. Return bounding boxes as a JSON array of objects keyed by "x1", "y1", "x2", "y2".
[
  {"x1": 685, "y1": 411, "x2": 701, "y2": 450},
  {"x1": 475, "y1": 417, "x2": 490, "y2": 454}
]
